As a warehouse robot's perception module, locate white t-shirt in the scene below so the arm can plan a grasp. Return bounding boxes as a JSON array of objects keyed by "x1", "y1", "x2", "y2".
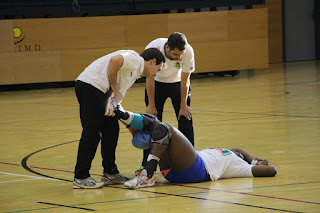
[
  {"x1": 145, "y1": 38, "x2": 195, "y2": 83},
  {"x1": 197, "y1": 148, "x2": 254, "y2": 181},
  {"x1": 76, "y1": 50, "x2": 144, "y2": 97}
]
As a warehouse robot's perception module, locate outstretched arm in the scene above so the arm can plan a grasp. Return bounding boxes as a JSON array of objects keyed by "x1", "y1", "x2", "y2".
[
  {"x1": 230, "y1": 148, "x2": 255, "y2": 164},
  {"x1": 252, "y1": 165, "x2": 277, "y2": 177},
  {"x1": 231, "y1": 148, "x2": 277, "y2": 177},
  {"x1": 231, "y1": 148, "x2": 268, "y2": 165}
]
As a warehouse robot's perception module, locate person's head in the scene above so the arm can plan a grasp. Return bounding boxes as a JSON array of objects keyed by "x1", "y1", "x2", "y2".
[
  {"x1": 165, "y1": 32, "x2": 187, "y2": 60},
  {"x1": 141, "y1": 48, "x2": 165, "y2": 78}
]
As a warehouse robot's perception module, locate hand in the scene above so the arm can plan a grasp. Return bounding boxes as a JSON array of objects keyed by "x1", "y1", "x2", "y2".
[
  {"x1": 146, "y1": 105, "x2": 157, "y2": 116},
  {"x1": 105, "y1": 92, "x2": 116, "y2": 116},
  {"x1": 178, "y1": 105, "x2": 192, "y2": 120},
  {"x1": 254, "y1": 157, "x2": 269, "y2": 165}
]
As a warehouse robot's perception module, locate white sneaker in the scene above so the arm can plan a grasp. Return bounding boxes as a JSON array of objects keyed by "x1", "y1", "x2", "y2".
[
  {"x1": 72, "y1": 177, "x2": 104, "y2": 189},
  {"x1": 124, "y1": 169, "x2": 155, "y2": 189},
  {"x1": 101, "y1": 172, "x2": 131, "y2": 185}
]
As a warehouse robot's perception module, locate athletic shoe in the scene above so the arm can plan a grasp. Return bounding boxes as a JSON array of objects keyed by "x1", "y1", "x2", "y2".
[
  {"x1": 72, "y1": 177, "x2": 104, "y2": 189},
  {"x1": 135, "y1": 166, "x2": 145, "y2": 176},
  {"x1": 124, "y1": 169, "x2": 155, "y2": 189},
  {"x1": 101, "y1": 172, "x2": 131, "y2": 185}
]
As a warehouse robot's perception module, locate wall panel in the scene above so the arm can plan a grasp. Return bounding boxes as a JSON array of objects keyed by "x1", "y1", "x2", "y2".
[
  {"x1": 254, "y1": 0, "x2": 283, "y2": 63},
  {"x1": 194, "y1": 39, "x2": 268, "y2": 73},
  {"x1": 0, "y1": 8, "x2": 269, "y2": 85},
  {"x1": 0, "y1": 20, "x2": 14, "y2": 53},
  {"x1": 125, "y1": 14, "x2": 168, "y2": 46},
  {"x1": 228, "y1": 8, "x2": 268, "y2": 40},
  {"x1": 0, "y1": 51, "x2": 61, "y2": 84},
  {"x1": 12, "y1": 16, "x2": 127, "y2": 51},
  {"x1": 167, "y1": 11, "x2": 228, "y2": 43}
]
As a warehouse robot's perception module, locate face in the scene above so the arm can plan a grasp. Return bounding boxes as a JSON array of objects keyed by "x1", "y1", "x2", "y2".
[
  {"x1": 147, "y1": 59, "x2": 164, "y2": 77},
  {"x1": 165, "y1": 44, "x2": 186, "y2": 61}
]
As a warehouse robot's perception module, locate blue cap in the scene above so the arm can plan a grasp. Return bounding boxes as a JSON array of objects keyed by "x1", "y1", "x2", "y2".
[{"x1": 132, "y1": 131, "x2": 151, "y2": 149}]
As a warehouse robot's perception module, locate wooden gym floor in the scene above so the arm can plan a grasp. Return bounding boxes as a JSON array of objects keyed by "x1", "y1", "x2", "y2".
[{"x1": 0, "y1": 60, "x2": 319, "y2": 213}]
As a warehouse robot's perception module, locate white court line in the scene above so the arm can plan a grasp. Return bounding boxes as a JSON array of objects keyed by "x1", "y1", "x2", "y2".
[
  {"x1": 0, "y1": 178, "x2": 38, "y2": 183},
  {"x1": 0, "y1": 171, "x2": 60, "y2": 181}
]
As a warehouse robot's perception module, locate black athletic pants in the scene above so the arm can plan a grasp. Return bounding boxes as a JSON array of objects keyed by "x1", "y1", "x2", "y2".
[
  {"x1": 74, "y1": 80, "x2": 119, "y2": 179},
  {"x1": 142, "y1": 80, "x2": 194, "y2": 167}
]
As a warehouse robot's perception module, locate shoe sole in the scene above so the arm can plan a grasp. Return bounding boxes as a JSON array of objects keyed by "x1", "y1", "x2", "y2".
[
  {"x1": 124, "y1": 181, "x2": 155, "y2": 189},
  {"x1": 72, "y1": 182, "x2": 104, "y2": 189}
]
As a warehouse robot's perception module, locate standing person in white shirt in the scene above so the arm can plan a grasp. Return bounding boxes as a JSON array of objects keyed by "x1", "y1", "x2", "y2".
[
  {"x1": 72, "y1": 48, "x2": 165, "y2": 189},
  {"x1": 141, "y1": 32, "x2": 195, "y2": 168}
]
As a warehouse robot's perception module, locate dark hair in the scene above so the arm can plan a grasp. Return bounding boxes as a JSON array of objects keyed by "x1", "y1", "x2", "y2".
[
  {"x1": 140, "y1": 48, "x2": 165, "y2": 65},
  {"x1": 167, "y1": 32, "x2": 187, "y2": 51}
]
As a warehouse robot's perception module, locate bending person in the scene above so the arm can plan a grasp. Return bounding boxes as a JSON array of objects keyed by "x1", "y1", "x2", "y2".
[{"x1": 114, "y1": 107, "x2": 277, "y2": 189}]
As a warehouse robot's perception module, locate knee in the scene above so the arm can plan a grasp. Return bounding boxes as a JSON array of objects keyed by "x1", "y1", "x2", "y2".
[{"x1": 178, "y1": 116, "x2": 192, "y2": 125}]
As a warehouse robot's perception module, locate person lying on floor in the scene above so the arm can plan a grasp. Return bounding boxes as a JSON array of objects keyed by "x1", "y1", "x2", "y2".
[{"x1": 114, "y1": 106, "x2": 277, "y2": 189}]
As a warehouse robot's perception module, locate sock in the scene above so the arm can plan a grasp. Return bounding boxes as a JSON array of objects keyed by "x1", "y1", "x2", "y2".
[{"x1": 145, "y1": 154, "x2": 160, "y2": 178}]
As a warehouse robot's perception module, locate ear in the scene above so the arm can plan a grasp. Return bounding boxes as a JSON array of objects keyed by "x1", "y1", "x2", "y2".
[
  {"x1": 165, "y1": 44, "x2": 170, "y2": 51},
  {"x1": 150, "y1": 58, "x2": 157, "y2": 65}
]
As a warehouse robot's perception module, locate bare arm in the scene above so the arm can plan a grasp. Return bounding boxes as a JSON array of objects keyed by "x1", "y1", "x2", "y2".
[
  {"x1": 178, "y1": 72, "x2": 191, "y2": 120},
  {"x1": 231, "y1": 148, "x2": 269, "y2": 165},
  {"x1": 231, "y1": 148, "x2": 277, "y2": 177},
  {"x1": 145, "y1": 75, "x2": 157, "y2": 115},
  {"x1": 108, "y1": 55, "x2": 124, "y2": 103},
  {"x1": 230, "y1": 148, "x2": 255, "y2": 164}
]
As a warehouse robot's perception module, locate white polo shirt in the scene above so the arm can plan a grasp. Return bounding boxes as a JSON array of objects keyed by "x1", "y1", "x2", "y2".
[
  {"x1": 145, "y1": 38, "x2": 195, "y2": 83},
  {"x1": 76, "y1": 50, "x2": 144, "y2": 97}
]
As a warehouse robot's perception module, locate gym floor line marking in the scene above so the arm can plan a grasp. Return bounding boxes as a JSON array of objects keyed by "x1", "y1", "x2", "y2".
[
  {"x1": 0, "y1": 171, "x2": 58, "y2": 181},
  {"x1": 194, "y1": 109, "x2": 320, "y2": 119},
  {"x1": 108, "y1": 186, "x2": 304, "y2": 213},
  {"x1": 235, "y1": 181, "x2": 320, "y2": 190},
  {"x1": 37, "y1": 202, "x2": 95, "y2": 211},
  {"x1": 174, "y1": 184, "x2": 320, "y2": 205},
  {"x1": 0, "y1": 178, "x2": 38, "y2": 183},
  {"x1": 4, "y1": 195, "x2": 167, "y2": 213},
  {"x1": 196, "y1": 115, "x2": 273, "y2": 124}
]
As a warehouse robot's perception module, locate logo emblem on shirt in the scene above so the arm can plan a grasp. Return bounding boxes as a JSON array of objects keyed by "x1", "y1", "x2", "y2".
[
  {"x1": 209, "y1": 148, "x2": 232, "y2": 156},
  {"x1": 175, "y1": 62, "x2": 181, "y2": 68}
]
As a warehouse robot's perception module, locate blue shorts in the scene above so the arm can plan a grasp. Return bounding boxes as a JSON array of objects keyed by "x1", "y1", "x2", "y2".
[{"x1": 160, "y1": 154, "x2": 208, "y2": 183}]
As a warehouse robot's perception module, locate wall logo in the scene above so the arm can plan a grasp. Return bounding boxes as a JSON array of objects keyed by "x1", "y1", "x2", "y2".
[
  {"x1": 13, "y1": 27, "x2": 41, "y2": 52},
  {"x1": 13, "y1": 27, "x2": 24, "y2": 44}
]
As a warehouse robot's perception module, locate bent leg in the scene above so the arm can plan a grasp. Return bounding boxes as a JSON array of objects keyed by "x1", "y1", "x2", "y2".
[
  {"x1": 158, "y1": 124, "x2": 197, "y2": 172},
  {"x1": 171, "y1": 85, "x2": 194, "y2": 146},
  {"x1": 143, "y1": 85, "x2": 167, "y2": 167}
]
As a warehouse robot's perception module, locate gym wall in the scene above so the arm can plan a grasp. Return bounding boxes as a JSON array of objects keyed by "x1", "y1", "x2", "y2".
[{"x1": 0, "y1": 8, "x2": 268, "y2": 85}]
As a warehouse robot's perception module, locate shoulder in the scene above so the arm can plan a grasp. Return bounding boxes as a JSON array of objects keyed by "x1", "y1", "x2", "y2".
[
  {"x1": 120, "y1": 50, "x2": 141, "y2": 60},
  {"x1": 120, "y1": 50, "x2": 143, "y2": 67},
  {"x1": 181, "y1": 43, "x2": 194, "y2": 62},
  {"x1": 185, "y1": 43, "x2": 194, "y2": 55},
  {"x1": 146, "y1": 38, "x2": 167, "y2": 48}
]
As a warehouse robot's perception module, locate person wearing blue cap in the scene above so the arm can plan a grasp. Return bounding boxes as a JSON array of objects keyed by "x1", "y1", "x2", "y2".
[{"x1": 114, "y1": 106, "x2": 277, "y2": 189}]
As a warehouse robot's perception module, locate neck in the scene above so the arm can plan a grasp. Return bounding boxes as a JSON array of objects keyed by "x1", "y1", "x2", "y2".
[
  {"x1": 164, "y1": 44, "x2": 170, "y2": 59},
  {"x1": 143, "y1": 61, "x2": 148, "y2": 77}
]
